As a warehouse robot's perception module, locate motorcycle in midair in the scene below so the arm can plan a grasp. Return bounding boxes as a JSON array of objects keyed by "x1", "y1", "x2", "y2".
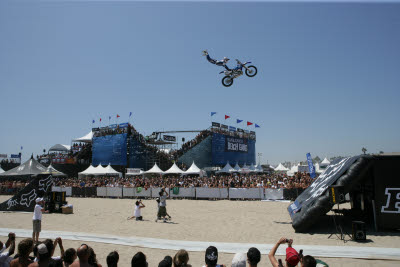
[{"x1": 220, "y1": 59, "x2": 257, "y2": 87}]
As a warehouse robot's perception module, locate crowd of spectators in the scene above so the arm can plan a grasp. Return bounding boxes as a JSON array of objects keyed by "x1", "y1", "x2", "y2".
[
  {"x1": 0, "y1": 232, "x2": 323, "y2": 267},
  {"x1": 49, "y1": 172, "x2": 313, "y2": 190},
  {"x1": 93, "y1": 125, "x2": 129, "y2": 138}
]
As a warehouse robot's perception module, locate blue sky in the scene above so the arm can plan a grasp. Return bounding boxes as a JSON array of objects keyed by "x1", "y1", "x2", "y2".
[{"x1": 1, "y1": 1, "x2": 399, "y2": 165}]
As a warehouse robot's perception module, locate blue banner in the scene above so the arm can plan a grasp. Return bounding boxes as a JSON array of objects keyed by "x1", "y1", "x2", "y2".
[
  {"x1": 212, "y1": 133, "x2": 255, "y2": 165},
  {"x1": 229, "y1": 126, "x2": 236, "y2": 132},
  {"x1": 306, "y1": 153, "x2": 316, "y2": 178},
  {"x1": 10, "y1": 154, "x2": 21, "y2": 158},
  {"x1": 92, "y1": 133, "x2": 127, "y2": 165}
]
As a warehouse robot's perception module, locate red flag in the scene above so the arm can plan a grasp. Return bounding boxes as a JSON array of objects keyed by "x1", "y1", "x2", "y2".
[
  {"x1": 116, "y1": 114, "x2": 120, "y2": 118},
  {"x1": 99, "y1": 118, "x2": 102, "y2": 122},
  {"x1": 247, "y1": 121, "x2": 253, "y2": 126},
  {"x1": 225, "y1": 115, "x2": 230, "y2": 120}
]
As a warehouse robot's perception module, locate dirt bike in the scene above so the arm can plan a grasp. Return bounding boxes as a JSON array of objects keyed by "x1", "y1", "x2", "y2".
[{"x1": 220, "y1": 59, "x2": 257, "y2": 87}]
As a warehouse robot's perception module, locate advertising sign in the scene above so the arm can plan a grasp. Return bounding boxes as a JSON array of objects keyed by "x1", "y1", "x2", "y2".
[
  {"x1": 212, "y1": 122, "x2": 220, "y2": 127},
  {"x1": 225, "y1": 137, "x2": 248, "y2": 153},
  {"x1": 163, "y1": 135, "x2": 176, "y2": 142}
]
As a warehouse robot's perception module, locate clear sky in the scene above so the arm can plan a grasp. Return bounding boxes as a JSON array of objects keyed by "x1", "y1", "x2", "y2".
[{"x1": 1, "y1": 0, "x2": 399, "y2": 165}]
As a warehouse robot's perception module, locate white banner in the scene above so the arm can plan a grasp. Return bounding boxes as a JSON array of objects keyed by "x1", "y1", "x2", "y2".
[
  {"x1": 97, "y1": 187, "x2": 107, "y2": 197},
  {"x1": 106, "y1": 187, "x2": 122, "y2": 197},
  {"x1": 122, "y1": 187, "x2": 135, "y2": 197},
  {"x1": 264, "y1": 188, "x2": 284, "y2": 200},
  {"x1": 220, "y1": 188, "x2": 229, "y2": 199},
  {"x1": 51, "y1": 186, "x2": 72, "y2": 196},
  {"x1": 196, "y1": 188, "x2": 221, "y2": 199},
  {"x1": 229, "y1": 188, "x2": 262, "y2": 199},
  {"x1": 135, "y1": 187, "x2": 152, "y2": 197},
  {"x1": 170, "y1": 187, "x2": 195, "y2": 198}
]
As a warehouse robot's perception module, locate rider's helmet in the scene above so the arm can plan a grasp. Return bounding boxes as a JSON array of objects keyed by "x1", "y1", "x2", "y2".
[{"x1": 223, "y1": 57, "x2": 230, "y2": 63}]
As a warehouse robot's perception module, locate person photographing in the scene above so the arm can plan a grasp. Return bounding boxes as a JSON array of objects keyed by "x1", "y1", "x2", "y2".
[{"x1": 128, "y1": 200, "x2": 145, "y2": 221}]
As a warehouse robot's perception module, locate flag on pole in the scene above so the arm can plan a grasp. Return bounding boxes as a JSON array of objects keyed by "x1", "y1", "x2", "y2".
[
  {"x1": 100, "y1": 118, "x2": 102, "y2": 122},
  {"x1": 247, "y1": 121, "x2": 253, "y2": 126},
  {"x1": 129, "y1": 112, "x2": 132, "y2": 117},
  {"x1": 225, "y1": 115, "x2": 230, "y2": 120},
  {"x1": 109, "y1": 116, "x2": 111, "y2": 120},
  {"x1": 237, "y1": 119, "x2": 243, "y2": 124},
  {"x1": 92, "y1": 120, "x2": 95, "y2": 124},
  {"x1": 21, "y1": 146, "x2": 23, "y2": 150},
  {"x1": 211, "y1": 112, "x2": 217, "y2": 116},
  {"x1": 255, "y1": 124, "x2": 260, "y2": 128},
  {"x1": 116, "y1": 114, "x2": 120, "y2": 118}
]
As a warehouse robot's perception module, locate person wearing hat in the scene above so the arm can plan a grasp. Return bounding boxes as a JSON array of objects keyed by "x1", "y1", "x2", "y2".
[
  {"x1": 231, "y1": 253, "x2": 246, "y2": 267},
  {"x1": 32, "y1": 198, "x2": 48, "y2": 244},
  {"x1": 203, "y1": 246, "x2": 225, "y2": 267},
  {"x1": 268, "y1": 237, "x2": 314, "y2": 267}
]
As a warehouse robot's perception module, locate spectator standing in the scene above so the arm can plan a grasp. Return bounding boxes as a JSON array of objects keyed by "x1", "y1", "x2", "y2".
[
  {"x1": 70, "y1": 244, "x2": 99, "y2": 267},
  {"x1": 247, "y1": 247, "x2": 261, "y2": 267},
  {"x1": 10, "y1": 238, "x2": 34, "y2": 267},
  {"x1": 158, "y1": 256, "x2": 172, "y2": 267},
  {"x1": 203, "y1": 246, "x2": 225, "y2": 267},
  {"x1": 32, "y1": 198, "x2": 48, "y2": 243},
  {"x1": 156, "y1": 188, "x2": 169, "y2": 223},
  {"x1": 106, "y1": 251, "x2": 119, "y2": 267},
  {"x1": 63, "y1": 248, "x2": 77, "y2": 267},
  {"x1": 131, "y1": 252, "x2": 147, "y2": 267},
  {"x1": 28, "y1": 243, "x2": 53, "y2": 267},
  {"x1": 173, "y1": 250, "x2": 191, "y2": 267},
  {"x1": 268, "y1": 237, "x2": 303, "y2": 267},
  {"x1": 0, "y1": 233, "x2": 15, "y2": 267},
  {"x1": 231, "y1": 253, "x2": 246, "y2": 267}
]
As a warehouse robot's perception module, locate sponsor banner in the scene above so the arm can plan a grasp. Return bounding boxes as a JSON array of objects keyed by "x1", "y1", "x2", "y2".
[
  {"x1": 229, "y1": 126, "x2": 236, "y2": 132},
  {"x1": 225, "y1": 137, "x2": 248, "y2": 153},
  {"x1": 221, "y1": 124, "x2": 228, "y2": 129},
  {"x1": 92, "y1": 133, "x2": 128, "y2": 166},
  {"x1": 163, "y1": 135, "x2": 176, "y2": 142},
  {"x1": 306, "y1": 153, "x2": 316, "y2": 178},
  {"x1": 212, "y1": 122, "x2": 220, "y2": 127},
  {"x1": 109, "y1": 124, "x2": 117, "y2": 129},
  {"x1": 11, "y1": 154, "x2": 20, "y2": 158},
  {"x1": 119, "y1": 122, "x2": 129, "y2": 128},
  {"x1": 0, "y1": 154, "x2": 7, "y2": 158},
  {"x1": 126, "y1": 168, "x2": 142, "y2": 174},
  {"x1": 237, "y1": 128, "x2": 244, "y2": 133},
  {"x1": 92, "y1": 127, "x2": 100, "y2": 131}
]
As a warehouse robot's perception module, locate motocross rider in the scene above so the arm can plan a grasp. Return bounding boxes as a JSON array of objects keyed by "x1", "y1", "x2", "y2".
[{"x1": 203, "y1": 50, "x2": 231, "y2": 71}]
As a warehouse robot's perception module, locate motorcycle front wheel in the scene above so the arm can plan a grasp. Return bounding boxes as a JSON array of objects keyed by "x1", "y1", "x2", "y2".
[
  {"x1": 222, "y1": 76, "x2": 234, "y2": 87},
  {"x1": 245, "y1": 66, "x2": 258, "y2": 77}
]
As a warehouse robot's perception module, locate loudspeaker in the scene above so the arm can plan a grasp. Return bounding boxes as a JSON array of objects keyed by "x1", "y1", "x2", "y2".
[
  {"x1": 352, "y1": 221, "x2": 366, "y2": 241},
  {"x1": 45, "y1": 192, "x2": 66, "y2": 213},
  {"x1": 329, "y1": 185, "x2": 346, "y2": 204}
]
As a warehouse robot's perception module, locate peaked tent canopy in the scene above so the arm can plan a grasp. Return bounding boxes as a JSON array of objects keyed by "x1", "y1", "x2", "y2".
[
  {"x1": 255, "y1": 164, "x2": 264, "y2": 173},
  {"x1": 145, "y1": 163, "x2": 164, "y2": 174},
  {"x1": 274, "y1": 163, "x2": 289, "y2": 171},
  {"x1": 164, "y1": 163, "x2": 184, "y2": 175},
  {"x1": 183, "y1": 162, "x2": 205, "y2": 176},
  {"x1": 72, "y1": 131, "x2": 93, "y2": 143},
  {"x1": 42, "y1": 165, "x2": 67, "y2": 177},
  {"x1": 104, "y1": 164, "x2": 122, "y2": 177},
  {"x1": 249, "y1": 163, "x2": 256, "y2": 172},
  {"x1": 216, "y1": 162, "x2": 236, "y2": 174},
  {"x1": 321, "y1": 157, "x2": 331, "y2": 165},
  {"x1": 78, "y1": 164, "x2": 102, "y2": 177},
  {"x1": 49, "y1": 144, "x2": 71, "y2": 152},
  {"x1": 315, "y1": 162, "x2": 324, "y2": 174},
  {"x1": 233, "y1": 163, "x2": 241, "y2": 172},
  {"x1": 0, "y1": 157, "x2": 47, "y2": 177}
]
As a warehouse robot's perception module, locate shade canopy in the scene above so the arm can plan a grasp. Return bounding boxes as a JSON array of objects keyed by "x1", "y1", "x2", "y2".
[
  {"x1": 0, "y1": 157, "x2": 47, "y2": 177},
  {"x1": 183, "y1": 162, "x2": 204, "y2": 176},
  {"x1": 104, "y1": 164, "x2": 122, "y2": 177},
  {"x1": 0, "y1": 167, "x2": 4, "y2": 174},
  {"x1": 72, "y1": 131, "x2": 93, "y2": 143},
  {"x1": 321, "y1": 157, "x2": 331, "y2": 165},
  {"x1": 255, "y1": 164, "x2": 264, "y2": 173},
  {"x1": 145, "y1": 163, "x2": 164, "y2": 174},
  {"x1": 49, "y1": 144, "x2": 71, "y2": 152},
  {"x1": 163, "y1": 163, "x2": 184, "y2": 175},
  {"x1": 216, "y1": 162, "x2": 236, "y2": 174},
  {"x1": 249, "y1": 163, "x2": 256, "y2": 172},
  {"x1": 274, "y1": 163, "x2": 289, "y2": 171},
  {"x1": 233, "y1": 163, "x2": 241, "y2": 172},
  {"x1": 42, "y1": 164, "x2": 67, "y2": 177}
]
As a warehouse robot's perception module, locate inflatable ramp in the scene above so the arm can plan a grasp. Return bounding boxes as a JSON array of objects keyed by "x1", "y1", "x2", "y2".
[
  {"x1": 288, "y1": 154, "x2": 400, "y2": 232},
  {"x1": 0, "y1": 175, "x2": 53, "y2": 212}
]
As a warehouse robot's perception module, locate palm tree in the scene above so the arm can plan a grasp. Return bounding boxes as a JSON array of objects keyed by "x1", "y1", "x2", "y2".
[{"x1": 362, "y1": 147, "x2": 367, "y2": 154}]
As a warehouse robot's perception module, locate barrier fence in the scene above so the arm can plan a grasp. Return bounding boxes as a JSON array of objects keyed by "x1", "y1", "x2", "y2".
[{"x1": 42, "y1": 186, "x2": 304, "y2": 200}]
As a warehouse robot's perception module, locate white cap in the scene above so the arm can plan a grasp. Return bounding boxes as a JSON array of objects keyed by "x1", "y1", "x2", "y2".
[
  {"x1": 231, "y1": 253, "x2": 247, "y2": 267},
  {"x1": 36, "y1": 198, "x2": 43, "y2": 203},
  {"x1": 37, "y1": 243, "x2": 48, "y2": 254}
]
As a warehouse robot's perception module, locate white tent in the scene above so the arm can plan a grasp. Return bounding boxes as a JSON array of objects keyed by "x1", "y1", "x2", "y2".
[
  {"x1": 287, "y1": 163, "x2": 299, "y2": 176},
  {"x1": 233, "y1": 163, "x2": 241, "y2": 172},
  {"x1": 255, "y1": 164, "x2": 264, "y2": 173},
  {"x1": 216, "y1": 162, "x2": 236, "y2": 174},
  {"x1": 49, "y1": 144, "x2": 71, "y2": 152},
  {"x1": 183, "y1": 162, "x2": 205, "y2": 176},
  {"x1": 43, "y1": 164, "x2": 66, "y2": 176},
  {"x1": 78, "y1": 165, "x2": 99, "y2": 177},
  {"x1": 104, "y1": 164, "x2": 122, "y2": 177},
  {"x1": 315, "y1": 162, "x2": 324, "y2": 174},
  {"x1": 163, "y1": 163, "x2": 184, "y2": 175},
  {"x1": 274, "y1": 163, "x2": 289, "y2": 171},
  {"x1": 321, "y1": 157, "x2": 331, "y2": 166},
  {"x1": 240, "y1": 163, "x2": 251, "y2": 173},
  {"x1": 72, "y1": 131, "x2": 93, "y2": 143},
  {"x1": 145, "y1": 163, "x2": 164, "y2": 174},
  {"x1": 0, "y1": 167, "x2": 4, "y2": 174},
  {"x1": 249, "y1": 163, "x2": 256, "y2": 172}
]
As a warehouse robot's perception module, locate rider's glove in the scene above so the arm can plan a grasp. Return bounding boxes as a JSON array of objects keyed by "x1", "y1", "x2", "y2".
[{"x1": 202, "y1": 50, "x2": 208, "y2": 56}]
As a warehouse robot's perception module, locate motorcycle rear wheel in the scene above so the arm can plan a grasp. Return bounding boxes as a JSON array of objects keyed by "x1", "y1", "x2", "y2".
[
  {"x1": 222, "y1": 76, "x2": 234, "y2": 87},
  {"x1": 245, "y1": 66, "x2": 257, "y2": 77}
]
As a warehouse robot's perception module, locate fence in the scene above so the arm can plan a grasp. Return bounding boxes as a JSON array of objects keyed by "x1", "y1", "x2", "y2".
[{"x1": 2, "y1": 186, "x2": 305, "y2": 201}]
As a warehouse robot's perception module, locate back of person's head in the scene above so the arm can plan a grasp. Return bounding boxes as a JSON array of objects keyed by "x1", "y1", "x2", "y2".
[
  {"x1": 205, "y1": 246, "x2": 218, "y2": 267},
  {"x1": 88, "y1": 247, "x2": 99, "y2": 267},
  {"x1": 247, "y1": 247, "x2": 261, "y2": 266},
  {"x1": 48, "y1": 259, "x2": 63, "y2": 267},
  {"x1": 37, "y1": 243, "x2": 51, "y2": 262},
  {"x1": 302, "y1": 255, "x2": 316, "y2": 267},
  {"x1": 158, "y1": 256, "x2": 172, "y2": 267},
  {"x1": 64, "y1": 248, "x2": 77, "y2": 265},
  {"x1": 18, "y1": 238, "x2": 34, "y2": 257},
  {"x1": 107, "y1": 251, "x2": 119, "y2": 267},
  {"x1": 173, "y1": 249, "x2": 189, "y2": 267},
  {"x1": 136, "y1": 201, "x2": 140, "y2": 206},
  {"x1": 131, "y1": 252, "x2": 147, "y2": 267},
  {"x1": 44, "y1": 239, "x2": 55, "y2": 255},
  {"x1": 77, "y1": 244, "x2": 90, "y2": 262},
  {"x1": 231, "y1": 253, "x2": 246, "y2": 267}
]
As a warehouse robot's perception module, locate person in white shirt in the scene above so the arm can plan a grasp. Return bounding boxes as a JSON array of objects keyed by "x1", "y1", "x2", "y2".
[
  {"x1": 32, "y1": 198, "x2": 48, "y2": 243},
  {"x1": 127, "y1": 200, "x2": 145, "y2": 221},
  {"x1": 0, "y1": 232, "x2": 15, "y2": 267}
]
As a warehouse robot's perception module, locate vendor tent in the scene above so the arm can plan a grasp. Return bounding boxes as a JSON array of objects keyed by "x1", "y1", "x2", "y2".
[
  {"x1": 274, "y1": 163, "x2": 289, "y2": 172},
  {"x1": 233, "y1": 163, "x2": 241, "y2": 172},
  {"x1": 240, "y1": 163, "x2": 251, "y2": 173},
  {"x1": 145, "y1": 163, "x2": 164, "y2": 174},
  {"x1": 49, "y1": 144, "x2": 71, "y2": 153},
  {"x1": 314, "y1": 162, "x2": 324, "y2": 174},
  {"x1": 321, "y1": 157, "x2": 331, "y2": 166},
  {"x1": 43, "y1": 164, "x2": 67, "y2": 177},
  {"x1": 255, "y1": 164, "x2": 264, "y2": 173},
  {"x1": 0, "y1": 157, "x2": 47, "y2": 177},
  {"x1": 78, "y1": 164, "x2": 101, "y2": 177},
  {"x1": 163, "y1": 163, "x2": 184, "y2": 175},
  {"x1": 0, "y1": 167, "x2": 4, "y2": 174},
  {"x1": 287, "y1": 164, "x2": 299, "y2": 176},
  {"x1": 249, "y1": 163, "x2": 256, "y2": 172},
  {"x1": 216, "y1": 162, "x2": 236, "y2": 174},
  {"x1": 72, "y1": 131, "x2": 93, "y2": 143},
  {"x1": 183, "y1": 162, "x2": 205, "y2": 176},
  {"x1": 104, "y1": 164, "x2": 122, "y2": 177}
]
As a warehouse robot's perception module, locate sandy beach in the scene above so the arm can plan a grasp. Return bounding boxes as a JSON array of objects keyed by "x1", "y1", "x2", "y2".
[{"x1": 1, "y1": 196, "x2": 399, "y2": 266}]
